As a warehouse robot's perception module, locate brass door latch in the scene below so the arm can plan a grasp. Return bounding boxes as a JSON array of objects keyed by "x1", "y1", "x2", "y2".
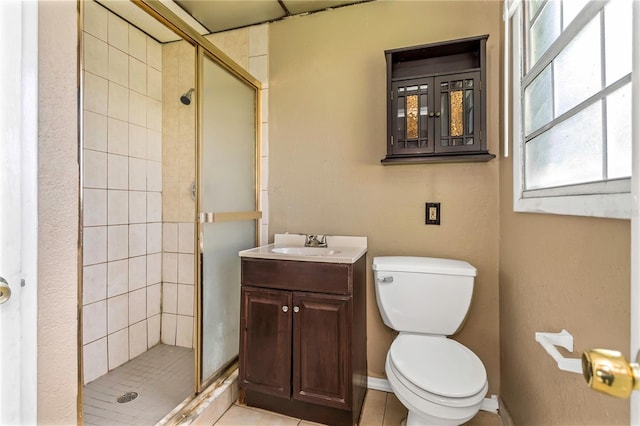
[
  {"x1": 536, "y1": 330, "x2": 640, "y2": 398},
  {"x1": 582, "y1": 349, "x2": 640, "y2": 398}
]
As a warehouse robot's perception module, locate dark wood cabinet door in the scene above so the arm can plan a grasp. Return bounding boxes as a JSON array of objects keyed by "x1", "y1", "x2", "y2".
[
  {"x1": 292, "y1": 292, "x2": 351, "y2": 410},
  {"x1": 239, "y1": 287, "x2": 292, "y2": 398},
  {"x1": 434, "y1": 71, "x2": 482, "y2": 154},
  {"x1": 389, "y1": 77, "x2": 435, "y2": 156}
]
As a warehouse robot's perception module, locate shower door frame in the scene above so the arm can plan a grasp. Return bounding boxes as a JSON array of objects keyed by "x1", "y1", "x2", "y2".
[
  {"x1": 131, "y1": 0, "x2": 262, "y2": 394},
  {"x1": 195, "y1": 47, "x2": 262, "y2": 391}
]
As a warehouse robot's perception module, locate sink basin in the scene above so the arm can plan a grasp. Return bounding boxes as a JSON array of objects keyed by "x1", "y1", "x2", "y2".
[
  {"x1": 271, "y1": 247, "x2": 340, "y2": 256},
  {"x1": 239, "y1": 235, "x2": 367, "y2": 264}
]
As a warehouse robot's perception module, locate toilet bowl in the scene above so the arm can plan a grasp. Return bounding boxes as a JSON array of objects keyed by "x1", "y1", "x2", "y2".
[
  {"x1": 372, "y1": 256, "x2": 488, "y2": 426},
  {"x1": 386, "y1": 334, "x2": 487, "y2": 425}
]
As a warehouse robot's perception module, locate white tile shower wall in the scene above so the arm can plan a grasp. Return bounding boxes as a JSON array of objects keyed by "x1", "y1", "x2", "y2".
[
  {"x1": 160, "y1": 222, "x2": 195, "y2": 348},
  {"x1": 252, "y1": 25, "x2": 270, "y2": 245},
  {"x1": 161, "y1": 38, "x2": 197, "y2": 350},
  {"x1": 82, "y1": 1, "x2": 163, "y2": 385}
]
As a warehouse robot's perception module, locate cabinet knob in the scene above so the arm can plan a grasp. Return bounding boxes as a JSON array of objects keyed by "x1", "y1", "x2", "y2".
[
  {"x1": 293, "y1": 306, "x2": 300, "y2": 313},
  {"x1": 428, "y1": 112, "x2": 434, "y2": 117},
  {"x1": 282, "y1": 306, "x2": 289, "y2": 313},
  {"x1": 435, "y1": 112, "x2": 441, "y2": 117}
]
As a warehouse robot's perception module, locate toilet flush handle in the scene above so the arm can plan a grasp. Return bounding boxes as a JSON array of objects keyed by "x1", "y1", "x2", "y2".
[{"x1": 377, "y1": 276, "x2": 393, "y2": 284}]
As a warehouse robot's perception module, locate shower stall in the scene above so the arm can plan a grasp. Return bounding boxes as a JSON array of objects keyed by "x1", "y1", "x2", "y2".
[{"x1": 79, "y1": 1, "x2": 264, "y2": 423}]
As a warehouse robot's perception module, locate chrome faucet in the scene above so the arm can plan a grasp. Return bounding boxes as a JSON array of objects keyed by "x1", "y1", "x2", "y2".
[{"x1": 305, "y1": 234, "x2": 328, "y2": 248}]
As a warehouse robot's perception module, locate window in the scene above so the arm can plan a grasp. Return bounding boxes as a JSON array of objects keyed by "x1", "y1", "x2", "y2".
[{"x1": 508, "y1": 0, "x2": 633, "y2": 218}]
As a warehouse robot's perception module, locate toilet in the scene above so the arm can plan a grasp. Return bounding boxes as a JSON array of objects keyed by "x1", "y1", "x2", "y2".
[{"x1": 372, "y1": 256, "x2": 488, "y2": 426}]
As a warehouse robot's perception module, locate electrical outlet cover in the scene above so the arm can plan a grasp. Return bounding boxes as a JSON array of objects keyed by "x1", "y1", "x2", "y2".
[{"x1": 425, "y1": 202, "x2": 440, "y2": 225}]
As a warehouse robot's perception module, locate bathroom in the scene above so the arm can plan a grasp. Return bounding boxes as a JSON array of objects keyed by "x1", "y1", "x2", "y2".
[{"x1": 26, "y1": 0, "x2": 635, "y2": 425}]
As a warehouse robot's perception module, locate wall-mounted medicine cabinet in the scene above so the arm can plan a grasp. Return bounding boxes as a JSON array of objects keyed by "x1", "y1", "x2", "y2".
[{"x1": 382, "y1": 35, "x2": 495, "y2": 165}]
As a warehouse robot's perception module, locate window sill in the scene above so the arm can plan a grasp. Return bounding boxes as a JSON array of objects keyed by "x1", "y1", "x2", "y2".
[
  {"x1": 381, "y1": 152, "x2": 496, "y2": 165},
  {"x1": 514, "y1": 191, "x2": 631, "y2": 219}
]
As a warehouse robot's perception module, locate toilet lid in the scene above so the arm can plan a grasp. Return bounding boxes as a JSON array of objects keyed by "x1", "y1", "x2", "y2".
[{"x1": 389, "y1": 334, "x2": 487, "y2": 398}]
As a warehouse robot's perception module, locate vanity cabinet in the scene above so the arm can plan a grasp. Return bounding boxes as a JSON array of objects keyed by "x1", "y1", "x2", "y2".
[{"x1": 239, "y1": 256, "x2": 367, "y2": 426}]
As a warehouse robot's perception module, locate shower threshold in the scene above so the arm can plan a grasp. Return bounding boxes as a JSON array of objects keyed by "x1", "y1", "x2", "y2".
[{"x1": 83, "y1": 344, "x2": 194, "y2": 426}]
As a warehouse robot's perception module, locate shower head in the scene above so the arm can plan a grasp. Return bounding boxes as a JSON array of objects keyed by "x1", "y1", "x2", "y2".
[{"x1": 180, "y1": 88, "x2": 195, "y2": 105}]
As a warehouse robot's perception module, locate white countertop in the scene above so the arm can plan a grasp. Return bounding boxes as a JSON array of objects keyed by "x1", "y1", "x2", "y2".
[{"x1": 239, "y1": 234, "x2": 367, "y2": 264}]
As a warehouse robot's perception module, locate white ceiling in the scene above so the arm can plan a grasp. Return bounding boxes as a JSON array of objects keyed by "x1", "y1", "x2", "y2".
[{"x1": 97, "y1": 0, "x2": 370, "y2": 43}]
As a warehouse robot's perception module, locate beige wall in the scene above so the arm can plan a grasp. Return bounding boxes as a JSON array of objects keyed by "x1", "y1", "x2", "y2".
[
  {"x1": 499, "y1": 129, "x2": 631, "y2": 421},
  {"x1": 268, "y1": 0, "x2": 502, "y2": 394},
  {"x1": 38, "y1": 0, "x2": 79, "y2": 423}
]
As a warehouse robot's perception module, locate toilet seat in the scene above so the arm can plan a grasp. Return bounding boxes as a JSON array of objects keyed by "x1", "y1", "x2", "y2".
[
  {"x1": 386, "y1": 356, "x2": 487, "y2": 426},
  {"x1": 388, "y1": 334, "x2": 487, "y2": 405},
  {"x1": 387, "y1": 352, "x2": 488, "y2": 410}
]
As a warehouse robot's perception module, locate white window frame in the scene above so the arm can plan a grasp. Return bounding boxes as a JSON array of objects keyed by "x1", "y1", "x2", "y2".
[{"x1": 508, "y1": 0, "x2": 634, "y2": 219}]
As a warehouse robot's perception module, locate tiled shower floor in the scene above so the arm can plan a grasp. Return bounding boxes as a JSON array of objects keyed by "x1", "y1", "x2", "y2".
[{"x1": 83, "y1": 344, "x2": 194, "y2": 426}]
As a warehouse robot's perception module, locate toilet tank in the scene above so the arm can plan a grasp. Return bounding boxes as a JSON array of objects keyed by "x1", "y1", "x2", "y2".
[{"x1": 372, "y1": 256, "x2": 477, "y2": 335}]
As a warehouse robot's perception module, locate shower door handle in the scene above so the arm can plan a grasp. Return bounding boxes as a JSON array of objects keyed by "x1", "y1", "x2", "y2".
[
  {"x1": 0, "y1": 276, "x2": 12, "y2": 304},
  {"x1": 198, "y1": 211, "x2": 262, "y2": 223}
]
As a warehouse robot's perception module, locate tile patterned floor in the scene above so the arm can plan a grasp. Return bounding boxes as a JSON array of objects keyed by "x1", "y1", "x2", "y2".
[
  {"x1": 84, "y1": 348, "x2": 502, "y2": 426},
  {"x1": 83, "y1": 344, "x2": 194, "y2": 425},
  {"x1": 213, "y1": 389, "x2": 503, "y2": 426}
]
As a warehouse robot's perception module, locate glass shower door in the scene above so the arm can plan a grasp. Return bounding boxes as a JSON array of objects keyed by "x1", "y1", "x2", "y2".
[{"x1": 199, "y1": 52, "x2": 260, "y2": 385}]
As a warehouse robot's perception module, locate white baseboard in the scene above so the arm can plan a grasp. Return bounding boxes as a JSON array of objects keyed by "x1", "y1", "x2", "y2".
[
  {"x1": 367, "y1": 376, "x2": 393, "y2": 392},
  {"x1": 480, "y1": 394, "x2": 499, "y2": 413}
]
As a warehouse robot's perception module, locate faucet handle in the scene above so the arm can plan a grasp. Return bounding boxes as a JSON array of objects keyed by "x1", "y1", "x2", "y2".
[{"x1": 305, "y1": 234, "x2": 329, "y2": 247}]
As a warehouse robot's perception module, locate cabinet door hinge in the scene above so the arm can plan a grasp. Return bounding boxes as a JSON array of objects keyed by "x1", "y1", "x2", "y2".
[
  {"x1": 479, "y1": 81, "x2": 482, "y2": 91},
  {"x1": 390, "y1": 90, "x2": 393, "y2": 100},
  {"x1": 391, "y1": 136, "x2": 394, "y2": 145}
]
